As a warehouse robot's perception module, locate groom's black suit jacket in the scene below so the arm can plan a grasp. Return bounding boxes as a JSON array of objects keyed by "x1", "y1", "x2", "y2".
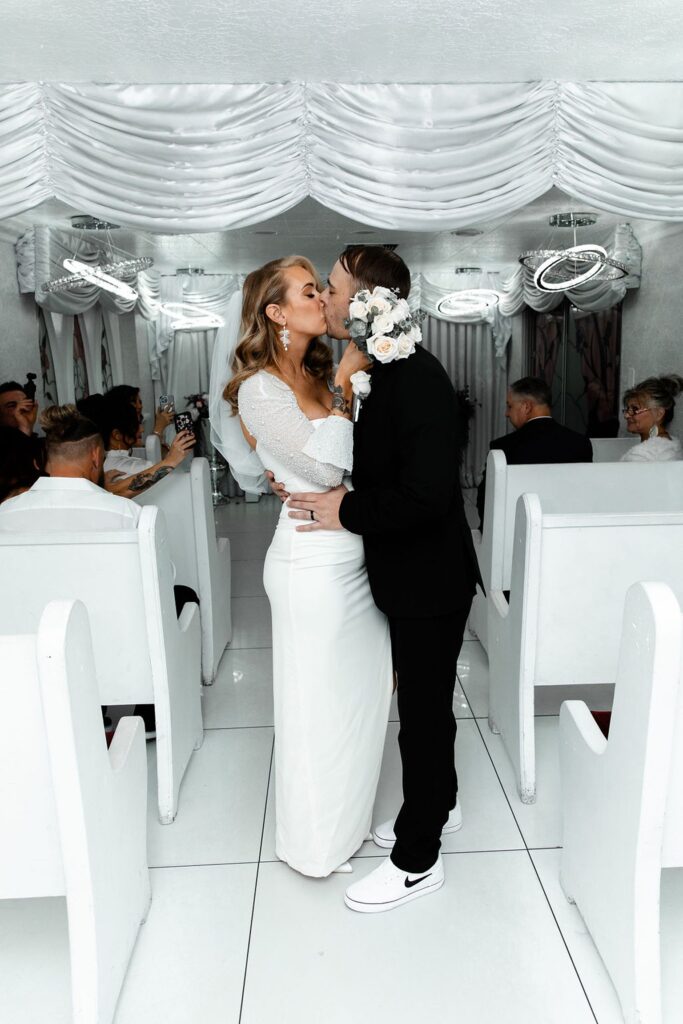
[{"x1": 339, "y1": 345, "x2": 481, "y2": 619}]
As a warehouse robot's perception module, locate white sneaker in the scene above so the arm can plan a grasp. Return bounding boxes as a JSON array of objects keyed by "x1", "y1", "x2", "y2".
[
  {"x1": 344, "y1": 855, "x2": 444, "y2": 913},
  {"x1": 372, "y1": 801, "x2": 463, "y2": 850}
]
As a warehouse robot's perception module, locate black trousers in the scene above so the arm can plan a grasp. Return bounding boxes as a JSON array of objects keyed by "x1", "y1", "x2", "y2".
[
  {"x1": 389, "y1": 603, "x2": 471, "y2": 874},
  {"x1": 174, "y1": 584, "x2": 199, "y2": 617}
]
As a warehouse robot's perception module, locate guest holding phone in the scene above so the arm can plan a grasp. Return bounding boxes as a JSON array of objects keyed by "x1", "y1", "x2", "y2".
[{"x1": 78, "y1": 394, "x2": 195, "y2": 497}]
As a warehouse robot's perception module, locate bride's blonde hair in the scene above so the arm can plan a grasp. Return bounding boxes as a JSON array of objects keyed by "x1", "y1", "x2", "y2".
[{"x1": 224, "y1": 255, "x2": 333, "y2": 414}]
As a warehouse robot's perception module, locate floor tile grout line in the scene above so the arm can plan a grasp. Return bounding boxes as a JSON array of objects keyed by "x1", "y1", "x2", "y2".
[
  {"x1": 466, "y1": 688, "x2": 599, "y2": 1023},
  {"x1": 526, "y1": 851, "x2": 600, "y2": 1024},
  {"x1": 467, "y1": 710, "x2": 529, "y2": 852},
  {"x1": 150, "y1": 860, "x2": 262, "y2": 870},
  {"x1": 238, "y1": 734, "x2": 274, "y2": 1024}
]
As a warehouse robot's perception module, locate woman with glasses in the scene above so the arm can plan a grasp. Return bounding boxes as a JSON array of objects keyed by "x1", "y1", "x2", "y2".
[{"x1": 621, "y1": 374, "x2": 683, "y2": 461}]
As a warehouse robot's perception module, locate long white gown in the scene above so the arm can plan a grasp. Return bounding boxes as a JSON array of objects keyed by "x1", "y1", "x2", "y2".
[{"x1": 239, "y1": 371, "x2": 392, "y2": 877}]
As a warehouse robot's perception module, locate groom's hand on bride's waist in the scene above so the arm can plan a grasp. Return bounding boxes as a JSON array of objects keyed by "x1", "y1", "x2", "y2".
[
  {"x1": 288, "y1": 486, "x2": 347, "y2": 531},
  {"x1": 265, "y1": 470, "x2": 289, "y2": 502}
]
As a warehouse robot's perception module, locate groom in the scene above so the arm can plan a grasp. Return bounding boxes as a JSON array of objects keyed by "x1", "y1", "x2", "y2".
[{"x1": 288, "y1": 245, "x2": 481, "y2": 912}]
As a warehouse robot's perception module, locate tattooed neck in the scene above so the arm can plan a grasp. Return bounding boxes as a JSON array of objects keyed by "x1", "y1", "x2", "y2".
[{"x1": 128, "y1": 466, "x2": 173, "y2": 493}]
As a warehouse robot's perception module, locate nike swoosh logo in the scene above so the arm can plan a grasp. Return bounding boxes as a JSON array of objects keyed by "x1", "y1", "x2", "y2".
[{"x1": 405, "y1": 872, "x2": 432, "y2": 889}]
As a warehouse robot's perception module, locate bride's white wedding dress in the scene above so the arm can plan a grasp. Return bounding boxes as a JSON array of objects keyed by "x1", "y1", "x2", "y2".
[{"x1": 239, "y1": 371, "x2": 392, "y2": 877}]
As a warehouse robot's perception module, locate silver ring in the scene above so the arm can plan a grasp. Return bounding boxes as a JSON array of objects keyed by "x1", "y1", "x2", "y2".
[{"x1": 310, "y1": 510, "x2": 315, "y2": 521}]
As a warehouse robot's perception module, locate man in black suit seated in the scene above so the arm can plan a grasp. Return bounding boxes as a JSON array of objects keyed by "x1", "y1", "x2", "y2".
[{"x1": 477, "y1": 376, "x2": 593, "y2": 528}]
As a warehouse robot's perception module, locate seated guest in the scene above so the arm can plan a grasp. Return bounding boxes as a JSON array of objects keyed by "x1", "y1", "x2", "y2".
[
  {"x1": 477, "y1": 376, "x2": 593, "y2": 527},
  {"x1": 106, "y1": 383, "x2": 174, "y2": 452},
  {"x1": 0, "y1": 404, "x2": 197, "y2": 737},
  {"x1": 0, "y1": 380, "x2": 39, "y2": 436},
  {"x1": 0, "y1": 405, "x2": 141, "y2": 531},
  {"x1": 0, "y1": 425, "x2": 44, "y2": 503},
  {"x1": 621, "y1": 374, "x2": 683, "y2": 461},
  {"x1": 78, "y1": 394, "x2": 195, "y2": 497}
]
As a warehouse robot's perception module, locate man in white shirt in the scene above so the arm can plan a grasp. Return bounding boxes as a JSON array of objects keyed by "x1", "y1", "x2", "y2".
[
  {"x1": 0, "y1": 407, "x2": 140, "y2": 531},
  {"x1": 0, "y1": 405, "x2": 200, "y2": 739}
]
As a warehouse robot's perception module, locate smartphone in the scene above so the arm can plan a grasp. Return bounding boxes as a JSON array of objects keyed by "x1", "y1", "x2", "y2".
[
  {"x1": 174, "y1": 411, "x2": 194, "y2": 433},
  {"x1": 159, "y1": 393, "x2": 175, "y2": 413}
]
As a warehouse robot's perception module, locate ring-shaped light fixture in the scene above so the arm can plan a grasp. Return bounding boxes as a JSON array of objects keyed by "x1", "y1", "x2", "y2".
[
  {"x1": 61, "y1": 258, "x2": 139, "y2": 301},
  {"x1": 157, "y1": 302, "x2": 225, "y2": 330},
  {"x1": 532, "y1": 244, "x2": 607, "y2": 292},
  {"x1": 436, "y1": 288, "x2": 500, "y2": 318}
]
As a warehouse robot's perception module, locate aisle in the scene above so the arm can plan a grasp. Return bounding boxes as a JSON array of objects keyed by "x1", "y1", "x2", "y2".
[{"x1": 0, "y1": 495, "x2": 631, "y2": 1024}]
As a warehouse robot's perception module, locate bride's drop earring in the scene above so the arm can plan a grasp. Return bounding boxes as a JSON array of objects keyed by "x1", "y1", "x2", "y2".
[
  {"x1": 649, "y1": 423, "x2": 659, "y2": 439},
  {"x1": 280, "y1": 324, "x2": 290, "y2": 351}
]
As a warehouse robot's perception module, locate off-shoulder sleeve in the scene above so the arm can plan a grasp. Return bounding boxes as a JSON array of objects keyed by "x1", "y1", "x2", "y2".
[{"x1": 238, "y1": 372, "x2": 353, "y2": 488}]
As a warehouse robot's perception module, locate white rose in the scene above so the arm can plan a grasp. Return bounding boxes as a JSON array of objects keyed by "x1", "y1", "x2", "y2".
[
  {"x1": 391, "y1": 298, "x2": 411, "y2": 323},
  {"x1": 408, "y1": 323, "x2": 422, "y2": 344},
  {"x1": 372, "y1": 286, "x2": 395, "y2": 302},
  {"x1": 372, "y1": 312, "x2": 395, "y2": 336},
  {"x1": 367, "y1": 294, "x2": 392, "y2": 316},
  {"x1": 371, "y1": 335, "x2": 400, "y2": 364},
  {"x1": 395, "y1": 333, "x2": 416, "y2": 359},
  {"x1": 350, "y1": 369, "x2": 372, "y2": 397},
  {"x1": 348, "y1": 299, "x2": 368, "y2": 322}
]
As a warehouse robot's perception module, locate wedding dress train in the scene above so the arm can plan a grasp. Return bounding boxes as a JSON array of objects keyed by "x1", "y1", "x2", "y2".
[{"x1": 239, "y1": 372, "x2": 392, "y2": 877}]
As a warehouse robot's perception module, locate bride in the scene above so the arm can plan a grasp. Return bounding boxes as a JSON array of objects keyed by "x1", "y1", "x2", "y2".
[{"x1": 223, "y1": 255, "x2": 392, "y2": 877}]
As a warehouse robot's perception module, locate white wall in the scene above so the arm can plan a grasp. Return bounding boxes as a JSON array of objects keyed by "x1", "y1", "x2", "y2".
[
  {"x1": 0, "y1": 241, "x2": 39, "y2": 385},
  {"x1": 620, "y1": 223, "x2": 683, "y2": 396}
]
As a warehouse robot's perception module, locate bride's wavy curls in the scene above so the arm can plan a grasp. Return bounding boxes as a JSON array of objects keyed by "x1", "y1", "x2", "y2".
[{"x1": 224, "y1": 255, "x2": 332, "y2": 414}]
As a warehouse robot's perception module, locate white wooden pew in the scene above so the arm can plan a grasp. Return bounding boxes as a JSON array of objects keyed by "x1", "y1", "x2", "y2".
[
  {"x1": 560, "y1": 581, "x2": 683, "y2": 1024},
  {"x1": 488, "y1": 495, "x2": 683, "y2": 802},
  {"x1": 470, "y1": 451, "x2": 683, "y2": 651},
  {"x1": 0, "y1": 505, "x2": 203, "y2": 823},
  {"x1": 0, "y1": 599, "x2": 150, "y2": 1024},
  {"x1": 590, "y1": 436, "x2": 638, "y2": 461},
  {"x1": 135, "y1": 457, "x2": 232, "y2": 684},
  {"x1": 134, "y1": 434, "x2": 162, "y2": 464}
]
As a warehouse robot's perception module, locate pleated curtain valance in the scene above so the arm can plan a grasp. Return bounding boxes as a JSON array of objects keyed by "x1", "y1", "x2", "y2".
[{"x1": 1, "y1": 81, "x2": 682, "y2": 230}]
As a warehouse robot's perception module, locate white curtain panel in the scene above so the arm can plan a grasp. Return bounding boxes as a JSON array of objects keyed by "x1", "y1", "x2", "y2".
[
  {"x1": 17, "y1": 225, "x2": 139, "y2": 314},
  {"x1": 165, "y1": 328, "x2": 215, "y2": 404},
  {"x1": 0, "y1": 82, "x2": 682, "y2": 229},
  {"x1": 420, "y1": 317, "x2": 508, "y2": 487}
]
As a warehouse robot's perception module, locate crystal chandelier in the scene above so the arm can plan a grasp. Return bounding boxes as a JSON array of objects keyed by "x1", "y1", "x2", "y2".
[
  {"x1": 42, "y1": 256, "x2": 153, "y2": 296},
  {"x1": 40, "y1": 217, "x2": 154, "y2": 299},
  {"x1": 519, "y1": 213, "x2": 628, "y2": 292}
]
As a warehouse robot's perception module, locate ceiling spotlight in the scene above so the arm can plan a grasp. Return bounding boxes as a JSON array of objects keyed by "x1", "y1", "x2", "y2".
[
  {"x1": 69, "y1": 215, "x2": 121, "y2": 231},
  {"x1": 548, "y1": 212, "x2": 597, "y2": 228},
  {"x1": 450, "y1": 228, "x2": 483, "y2": 237},
  {"x1": 344, "y1": 242, "x2": 398, "y2": 251},
  {"x1": 176, "y1": 267, "x2": 205, "y2": 275}
]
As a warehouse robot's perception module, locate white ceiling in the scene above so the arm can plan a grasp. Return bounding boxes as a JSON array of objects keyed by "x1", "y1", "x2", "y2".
[
  {"x1": 3, "y1": 0, "x2": 683, "y2": 83},
  {"x1": 4, "y1": 189, "x2": 677, "y2": 283}
]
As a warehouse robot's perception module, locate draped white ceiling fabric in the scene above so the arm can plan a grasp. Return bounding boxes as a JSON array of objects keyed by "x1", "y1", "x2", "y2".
[{"x1": 1, "y1": 82, "x2": 682, "y2": 230}]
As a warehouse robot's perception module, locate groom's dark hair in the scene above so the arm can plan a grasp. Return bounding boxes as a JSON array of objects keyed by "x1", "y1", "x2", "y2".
[{"x1": 339, "y1": 246, "x2": 411, "y2": 299}]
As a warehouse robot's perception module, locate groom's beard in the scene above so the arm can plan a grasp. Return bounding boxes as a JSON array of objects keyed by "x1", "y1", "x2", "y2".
[{"x1": 323, "y1": 317, "x2": 351, "y2": 343}]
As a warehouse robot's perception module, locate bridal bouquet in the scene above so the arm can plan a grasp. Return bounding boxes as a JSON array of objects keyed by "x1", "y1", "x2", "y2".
[{"x1": 344, "y1": 287, "x2": 423, "y2": 365}]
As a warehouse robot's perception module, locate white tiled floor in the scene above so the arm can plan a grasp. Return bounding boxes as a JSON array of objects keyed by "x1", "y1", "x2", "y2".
[{"x1": 3, "y1": 494, "x2": 656, "y2": 1023}]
